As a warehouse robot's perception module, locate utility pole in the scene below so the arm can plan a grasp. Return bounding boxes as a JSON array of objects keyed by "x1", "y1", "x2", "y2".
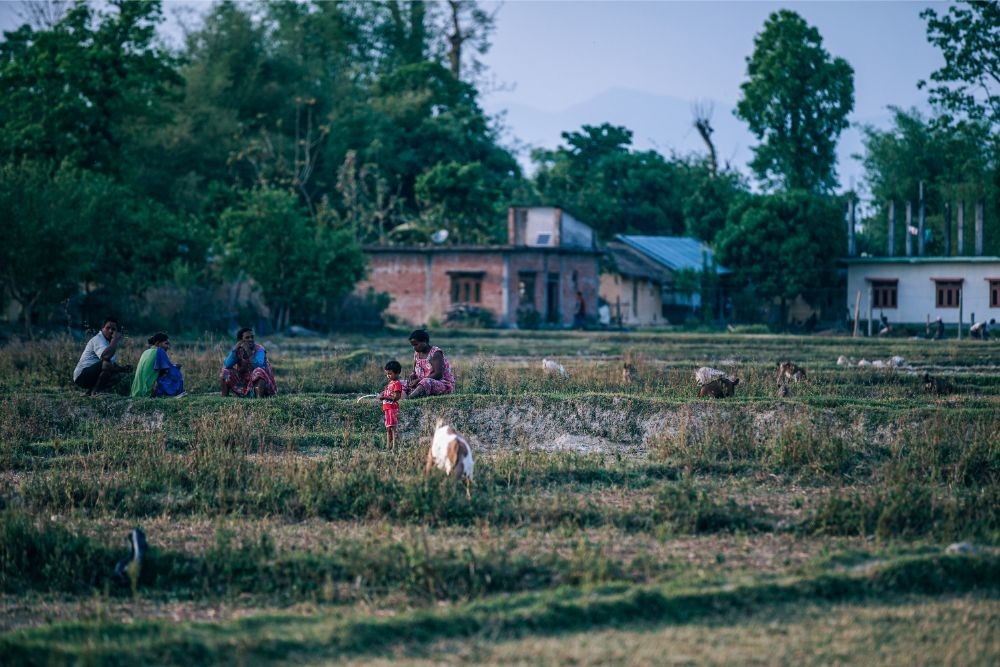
[
  {"x1": 847, "y1": 198, "x2": 856, "y2": 256},
  {"x1": 975, "y1": 199, "x2": 984, "y2": 256},
  {"x1": 905, "y1": 201, "x2": 913, "y2": 256},
  {"x1": 887, "y1": 200, "x2": 895, "y2": 257},
  {"x1": 957, "y1": 200, "x2": 964, "y2": 255},
  {"x1": 944, "y1": 201, "x2": 951, "y2": 256},
  {"x1": 918, "y1": 181, "x2": 926, "y2": 256}
]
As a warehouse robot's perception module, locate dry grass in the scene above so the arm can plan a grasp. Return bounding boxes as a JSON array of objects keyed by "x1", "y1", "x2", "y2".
[{"x1": 0, "y1": 330, "x2": 998, "y2": 663}]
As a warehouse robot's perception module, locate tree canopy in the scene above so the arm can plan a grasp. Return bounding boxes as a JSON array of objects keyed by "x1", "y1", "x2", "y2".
[
  {"x1": 735, "y1": 10, "x2": 854, "y2": 193},
  {"x1": 920, "y1": 1, "x2": 1000, "y2": 129}
]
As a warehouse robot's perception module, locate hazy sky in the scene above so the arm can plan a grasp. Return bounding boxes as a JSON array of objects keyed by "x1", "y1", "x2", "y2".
[
  {"x1": 481, "y1": 1, "x2": 942, "y2": 116},
  {"x1": 0, "y1": 0, "x2": 948, "y2": 191}
]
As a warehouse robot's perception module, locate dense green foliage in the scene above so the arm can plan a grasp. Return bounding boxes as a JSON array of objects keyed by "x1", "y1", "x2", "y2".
[
  {"x1": 0, "y1": 1, "x2": 523, "y2": 334},
  {"x1": 919, "y1": 1, "x2": 1000, "y2": 129},
  {"x1": 0, "y1": 1, "x2": 994, "y2": 337},
  {"x1": 735, "y1": 10, "x2": 854, "y2": 193},
  {"x1": 532, "y1": 123, "x2": 747, "y2": 242},
  {"x1": 858, "y1": 108, "x2": 999, "y2": 256}
]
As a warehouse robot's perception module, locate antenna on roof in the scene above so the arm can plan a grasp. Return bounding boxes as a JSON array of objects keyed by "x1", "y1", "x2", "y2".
[{"x1": 431, "y1": 229, "x2": 449, "y2": 244}]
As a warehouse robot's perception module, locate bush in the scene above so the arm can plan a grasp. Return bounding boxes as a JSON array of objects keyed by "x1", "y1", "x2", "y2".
[{"x1": 445, "y1": 304, "x2": 496, "y2": 329}]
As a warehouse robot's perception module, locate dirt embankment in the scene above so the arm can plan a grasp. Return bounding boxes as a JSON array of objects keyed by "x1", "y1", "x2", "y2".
[{"x1": 398, "y1": 397, "x2": 909, "y2": 456}]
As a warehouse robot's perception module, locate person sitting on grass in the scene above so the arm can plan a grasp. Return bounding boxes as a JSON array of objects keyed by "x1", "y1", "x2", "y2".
[
  {"x1": 220, "y1": 327, "x2": 277, "y2": 398},
  {"x1": 381, "y1": 360, "x2": 403, "y2": 448},
  {"x1": 73, "y1": 317, "x2": 132, "y2": 396},
  {"x1": 403, "y1": 329, "x2": 455, "y2": 399},
  {"x1": 130, "y1": 332, "x2": 186, "y2": 398}
]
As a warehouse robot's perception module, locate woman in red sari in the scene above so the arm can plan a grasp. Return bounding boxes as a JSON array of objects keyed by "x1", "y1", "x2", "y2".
[{"x1": 219, "y1": 328, "x2": 277, "y2": 397}]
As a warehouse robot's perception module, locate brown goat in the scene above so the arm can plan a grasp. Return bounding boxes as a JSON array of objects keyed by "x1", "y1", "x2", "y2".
[
  {"x1": 776, "y1": 361, "x2": 806, "y2": 384},
  {"x1": 922, "y1": 372, "x2": 954, "y2": 395},
  {"x1": 699, "y1": 377, "x2": 739, "y2": 398},
  {"x1": 622, "y1": 363, "x2": 637, "y2": 384}
]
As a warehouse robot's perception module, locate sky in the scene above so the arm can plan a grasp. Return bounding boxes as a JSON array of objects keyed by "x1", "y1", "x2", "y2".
[{"x1": 0, "y1": 0, "x2": 948, "y2": 194}]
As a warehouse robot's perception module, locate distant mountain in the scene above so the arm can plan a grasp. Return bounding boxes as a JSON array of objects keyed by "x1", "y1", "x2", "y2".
[{"x1": 483, "y1": 86, "x2": 881, "y2": 193}]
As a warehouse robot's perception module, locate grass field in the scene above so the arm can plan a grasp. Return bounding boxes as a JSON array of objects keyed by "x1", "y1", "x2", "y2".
[{"x1": 0, "y1": 330, "x2": 997, "y2": 665}]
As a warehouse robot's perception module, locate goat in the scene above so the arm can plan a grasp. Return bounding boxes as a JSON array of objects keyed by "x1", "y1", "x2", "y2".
[
  {"x1": 922, "y1": 372, "x2": 954, "y2": 395},
  {"x1": 776, "y1": 361, "x2": 806, "y2": 383},
  {"x1": 699, "y1": 377, "x2": 739, "y2": 398}
]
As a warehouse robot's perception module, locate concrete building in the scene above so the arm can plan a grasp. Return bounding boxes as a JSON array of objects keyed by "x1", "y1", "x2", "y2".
[
  {"x1": 600, "y1": 235, "x2": 729, "y2": 326},
  {"x1": 845, "y1": 256, "x2": 1000, "y2": 327},
  {"x1": 601, "y1": 240, "x2": 671, "y2": 327},
  {"x1": 357, "y1": 207, "x2": 600, "y2": 328}
]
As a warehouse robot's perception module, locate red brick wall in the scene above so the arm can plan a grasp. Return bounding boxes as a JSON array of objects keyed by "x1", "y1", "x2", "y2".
[{"x1": 357, "y1": 248, "x2": 599, "y2": 327}]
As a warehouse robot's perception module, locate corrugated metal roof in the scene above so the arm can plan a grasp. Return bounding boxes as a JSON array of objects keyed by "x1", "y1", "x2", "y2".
[
  {"x1": 605, "y1": 242, "x2": 672, "y2": 283},
  {"x1": 616, "y1": 235, "x2": 729, "y2": 274}
]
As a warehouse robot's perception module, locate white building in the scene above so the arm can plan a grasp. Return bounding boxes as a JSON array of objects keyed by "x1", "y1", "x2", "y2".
[{"x1": 845, "y1": 256, "x2": 1000, "y2": 326}]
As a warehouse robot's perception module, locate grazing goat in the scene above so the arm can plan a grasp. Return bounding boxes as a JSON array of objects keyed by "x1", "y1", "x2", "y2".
[
  {"x1": 699, "y1": 377, "x2": 739, "y2": 398},
  {"x1": 694, "y1": 366, "x2": 728, "y2": 386},
  {"x1": 622, "y1": 362, "x2": 638, "y2": 384},
  {"x1": 922, "y1": 372, "x2": 954, "y2": 395},
  {"x1": 426, "y1": 420, "x2": 474, "y2": 498},
  {"x1": 776, "y1": 361, "x2": 806, "y2": 383},
  {"x1": 542, "y1": 358, "x2": 568, "y2": 378}
]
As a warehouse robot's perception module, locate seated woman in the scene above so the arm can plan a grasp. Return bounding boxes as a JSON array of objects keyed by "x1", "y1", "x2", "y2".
[
  {"x1": 220, "y1": 327, "x2": 277, "y2": 398},
  {"x1": 403, "y1": 329, "x2": 455, "y2": 399},
  {"x1": 131, "y1": 332, "x2": 185, "y2": 398}
]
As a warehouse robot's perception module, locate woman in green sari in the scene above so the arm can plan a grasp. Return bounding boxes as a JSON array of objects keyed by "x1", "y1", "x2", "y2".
[{"x1": 130, "y1": 333, "x2": 186, "y2": 398}]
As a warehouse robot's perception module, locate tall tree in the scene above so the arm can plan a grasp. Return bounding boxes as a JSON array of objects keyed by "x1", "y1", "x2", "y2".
[
  {"x1": 920, "y1": 1, "x2": 1000, "y2": 129},
  {"x1": 735, "y1": 10, "x2": 854, "y2": 192},
  {"x1": 0, "y1": 1, "x2": 179, "y2": 174}
]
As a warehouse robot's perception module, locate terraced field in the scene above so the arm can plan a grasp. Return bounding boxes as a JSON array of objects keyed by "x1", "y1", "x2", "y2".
[{"x1": 1, "y1": 330, "x2": 997, "y2": 665}]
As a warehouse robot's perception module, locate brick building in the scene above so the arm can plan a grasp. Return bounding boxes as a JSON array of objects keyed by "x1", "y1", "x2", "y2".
[{"x1": 356, "y1": 207, "x2": 600, "y2": 328}]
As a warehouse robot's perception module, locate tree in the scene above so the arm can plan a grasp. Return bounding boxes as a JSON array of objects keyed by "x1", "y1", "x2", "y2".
[
  {"x1": 416, "y1": 161, "x2": 501, "y2": 243},
  {"x1": 363, "y1": 60, "x2": 521, "y2": 236},
  {"x1": 682, "y1": 168, "x2": 748, "y2": 244},
  {"x1": 0, "y1": 1, "x2": 180, "y2": 173},
  {"x1": 716, "y1": 191, "x2": 844, "y2": 324},
  {"x1": 533, "y1": 123, "x2": 735, "y2": 240},
  {"x1": 735, "y1": 10, "x2": 854, "y2": 192},
  {"x1": 444, "y1": 0, "x2": 497, "y2": 82},
  {"x1": 859, "y1": 107, "x2": 997, "y2": 255},
  {"x1": 217, "y1": 187, "x2": 367, "y2": 330},
  {"x1": 0, "y1": 162, "x2": 92, "y2": 337},
  {"x1": 920, "y1": 1, "x2": 1000, "y2": 128}
]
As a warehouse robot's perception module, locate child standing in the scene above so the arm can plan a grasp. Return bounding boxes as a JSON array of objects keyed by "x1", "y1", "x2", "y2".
[{"x1": 381, "y1": 360, "x2": 403, "y2": 447}]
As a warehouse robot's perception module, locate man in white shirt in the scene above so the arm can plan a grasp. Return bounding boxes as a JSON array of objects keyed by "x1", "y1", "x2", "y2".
[{"x1": 73, "y1": 317, "x2": 131, "y2": 395}]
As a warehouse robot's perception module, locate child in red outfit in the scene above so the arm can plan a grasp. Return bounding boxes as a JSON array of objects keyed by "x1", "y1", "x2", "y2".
[{"x1": 382, "y1": 360, "x2": 403, "y2": 448}]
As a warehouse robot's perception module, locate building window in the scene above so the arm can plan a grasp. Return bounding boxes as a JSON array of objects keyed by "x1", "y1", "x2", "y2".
[
  {"x1": 518, "y1": 272, "x2": 536, "y2": 308},
  {"x1": 871, "y1": 280, "x2": 897, "y2": 309},
  {"x1": 450, "y1": 274, "x2": 483, "y2": 304},
  {"x1": 990, "y1": 280, "x2": 1000, "y2": 308},
  {"x1": 934, "y1": 280, "x2": 962, "y2": 308}
]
